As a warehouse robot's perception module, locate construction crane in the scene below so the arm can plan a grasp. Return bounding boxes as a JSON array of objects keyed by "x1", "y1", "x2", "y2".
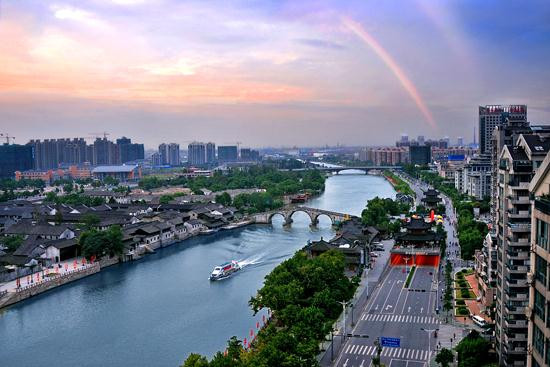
[
  {"x1": 89, "y1": 132, "x2": 110, "y2": 139},
  {"x1": 0, "y1": 133, "x2": 15, "y2": 144}
]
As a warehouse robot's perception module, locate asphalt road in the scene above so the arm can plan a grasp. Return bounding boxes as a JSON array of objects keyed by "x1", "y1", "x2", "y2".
[
  {"x1": 328, "y1": 174, "x2": 465, "y2": 367},
  {"x1": 332, "y1": 265, "x2": 440, "y2": 367}
]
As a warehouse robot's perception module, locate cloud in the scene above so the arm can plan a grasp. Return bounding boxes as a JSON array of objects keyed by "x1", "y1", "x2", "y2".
[
  {"x1": 51, "y1": 5, "x2": 108, "y2": 29},
  {"x1": 296, "y1": 38, "x2": 345, "y2": 50}
]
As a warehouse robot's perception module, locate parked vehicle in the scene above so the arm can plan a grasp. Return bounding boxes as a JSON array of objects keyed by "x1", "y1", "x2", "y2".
[{"x1": 472, "y1": 315, "x2": 487, "y2": 328}]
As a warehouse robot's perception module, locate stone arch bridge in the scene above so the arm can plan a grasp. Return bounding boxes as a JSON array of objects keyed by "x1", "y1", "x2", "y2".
[{"x1": 253, "y1": 205, "x2": 356, "y2": 226}]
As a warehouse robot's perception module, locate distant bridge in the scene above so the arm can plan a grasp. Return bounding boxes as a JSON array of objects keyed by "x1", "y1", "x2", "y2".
[
  {"x1": 253, "y1": 205, "x2": 357, "y2": 226},
  {"x1": 279, "y1": 166, "x2": 403, "y2": 175}
]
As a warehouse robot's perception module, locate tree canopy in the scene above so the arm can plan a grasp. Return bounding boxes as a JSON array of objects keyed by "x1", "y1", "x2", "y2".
[{"x1": 182, "y1": 250, "x2": 357, "y2": 367}]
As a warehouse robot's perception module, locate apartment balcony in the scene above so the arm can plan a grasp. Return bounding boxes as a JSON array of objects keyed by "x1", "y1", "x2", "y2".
[
  {"x1": 507, "y1": 209, "x2": 530, "y2": 219},
  {"x1": 505, "y1": 333, "x2": 528, "y2": 343},
  {"x1": 508, "y1": 195, "x2": 530, "y2": 205},
  {"x1": 504, "y1": 318, "x2": 528, "y2": 329},
  {"x1": 508, "y1": 265, "x2": 529, "y2": 273},
  {"x1": 507, "y1": 222, "x2": 532, "y2": 233},
  {"x1": 507, "y1": 237, "x2": 530, "y2": 247},
  {"x1": 508, "y1": 181, "x2": 530, "y2": 190},
  {"x1": 505, "y1": 292, "x2": 528, "y2": 302},
  {"x1": 506, "y1": 250, "x2": 529, "y2": 261},
  {"x1": 505, "y1": 277, "x2": 528, "y2": 288}
]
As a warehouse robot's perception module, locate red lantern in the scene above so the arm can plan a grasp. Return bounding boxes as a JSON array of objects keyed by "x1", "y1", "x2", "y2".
[
  {"x1": 256, "y1": 321, "x2": 260, "y2": 329},
  {"x1": 250, "y1": 329, "x2": 254, "y2": 337}
]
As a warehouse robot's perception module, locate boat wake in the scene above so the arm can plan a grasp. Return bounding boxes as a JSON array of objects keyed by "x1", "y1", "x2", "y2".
[{"x1": 237, "y1": 255, "x2": 263, "y2": 269}]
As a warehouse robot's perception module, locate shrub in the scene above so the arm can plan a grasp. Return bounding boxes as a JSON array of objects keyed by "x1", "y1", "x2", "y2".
[
  {"x1": 456, "y1": 299, "x2": 466, "y2": 306},
  {"x1": 460, "y1": 289, "x2": 471, "y2": 298},
  {"x1": 457, "y1": 307, "x2": 469, "y2": 316}
]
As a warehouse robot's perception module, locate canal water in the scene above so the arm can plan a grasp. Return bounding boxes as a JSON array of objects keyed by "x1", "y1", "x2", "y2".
[{"x1": 0, "y1": 172, "x2": 395, "y2": 367}]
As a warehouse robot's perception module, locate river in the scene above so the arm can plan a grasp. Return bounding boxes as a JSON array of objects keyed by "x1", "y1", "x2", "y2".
[{"x1": 0, "y1": 172, "x2": 395, "y2": 367}]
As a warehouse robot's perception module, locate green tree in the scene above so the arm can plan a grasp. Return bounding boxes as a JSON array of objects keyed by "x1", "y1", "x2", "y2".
[
  {"x1": 455, "y1": 331, "x2": 492, "y2": 367},
  {"x1": 103, "y1": 176, "x2": 119, "y2": 186},
  {"x1": 1, "y1": 235, "x2": 24, "y2": 253},
  {"x1": 215, "y1": 192, "x2": 232, "y2": 206},
  {"x1": 82, "y1": 213, "x2": 100, "y2": 230},
  {"x1": 79, "y1": 226, "x2": 124, "y2": 258},
  {"x1": 181, "y1": 354, "x2": 208, "y2": 367},
  {"x1": 435, "y1": 348, "x2": 454, "y2": 367}
]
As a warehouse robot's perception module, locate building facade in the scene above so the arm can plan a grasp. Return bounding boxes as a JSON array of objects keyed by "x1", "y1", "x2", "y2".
[
  {"x1": 0, "y1": 144, "x2": 34, "y2": 178},
  {"x1": 409, "y1": 145, "x2": 431, "y2": 165},
  {"x1": 527, "y1": 151, "x2": 550, "y2": 367},
  {"x1": 188, "y1": 142, "x2": 207, "y2": 166},
  {"x1": 480, "y1": 105, "x2": 527, "y2": 154},
  {"x1": 494, "y1": 134, "x2": 550, "y2": 366},
  {"x1": 218, "y1": 146, "x2": 238, "y2": 162}
]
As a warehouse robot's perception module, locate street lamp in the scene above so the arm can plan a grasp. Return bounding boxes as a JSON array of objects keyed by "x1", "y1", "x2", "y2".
[
  {"x1": 338, "y1": 300, "x2": 350, "y2": 340},
  {"x1": 421, "y1": 327, "x2": 438, "y2": 355}
]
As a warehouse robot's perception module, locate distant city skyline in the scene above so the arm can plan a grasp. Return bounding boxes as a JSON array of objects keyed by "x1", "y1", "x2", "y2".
[{"x1": 1, "y1": 0, "x2": 550, "y2": 146}]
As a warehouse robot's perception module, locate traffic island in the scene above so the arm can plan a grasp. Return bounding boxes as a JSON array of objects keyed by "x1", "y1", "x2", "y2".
[{"x1": 404, "y1": 265, "x2": 416, "y2": 288}]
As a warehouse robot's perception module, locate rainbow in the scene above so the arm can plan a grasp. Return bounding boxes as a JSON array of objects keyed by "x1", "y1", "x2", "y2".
[{"x1": 342, "y1": 17, "x2": 437, "y2": 130}]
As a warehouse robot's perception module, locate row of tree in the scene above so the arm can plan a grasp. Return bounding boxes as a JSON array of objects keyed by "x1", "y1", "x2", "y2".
[
  {"x1": 139, "y1": 167, "x2": 326, "y2": 197},
  {"x1": 361, "y1": 197, "x2": 410, "y2": 233},
  {"x1": 182, "y1": 250, "x2": 358, "y2": 367}
]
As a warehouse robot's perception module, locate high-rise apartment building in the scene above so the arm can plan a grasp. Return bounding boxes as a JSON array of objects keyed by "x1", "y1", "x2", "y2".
[
  {"x1": 159, "y1": 143, "x2": 168, "y2": 165},
  {"x1": 206, "y1": 142, "x2": 216, "y2": 163},
  {"x1": 409, "y1": 145, "x2": 431, "y2": 165},
  {"x1": 168, "y1": 143, "x2": 180, "y2": 166},
  {"x1": 93, "y1": 137, "x2": 119, "y2": 165},
  {"x1": 188, "y1": 142, "x2": 207, "y2": 166},
  {"x1": 0, "y1": 144, "x2": 34, "y2": 178},
  {"x1": 240, "y1": 148, "x2": 260, "y2": 161},
  {"x1": 494, "y1": 134, "x2": 550, "y2": 366},
  {"x1": 479, "y1": 105, "x2": 527, "y2": 154},
  {"x1": 527, "y1": 152, "x2": 550, "y2": 367},
  {"x1": 117, "y1": 137, "x2": 144, "y2": 163},
  {"x1": 218, "y1": 146, "x2": 238, "y2": 162}
]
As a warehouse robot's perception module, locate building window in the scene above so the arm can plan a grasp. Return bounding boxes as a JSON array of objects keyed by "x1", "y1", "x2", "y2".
[
  {"x1": 546, "y1": 338, "x2": 550, "y2": 366},
  {"x1": 534, "y1": 325, "x2": 545, "y2": 357},
  {"x1": 536, "y1": 255, "x2": 547, "y2": 287},
  {"x1": 535, "y1": 289, "x2": 546, "y2": 321},
  {"x1": 537, "y1": 219, "x2": 549, "y2": 251}
]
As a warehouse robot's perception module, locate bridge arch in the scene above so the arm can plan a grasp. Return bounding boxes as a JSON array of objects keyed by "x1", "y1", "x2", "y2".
[
  {"x1": 334, "y1": 168, "x2": 368, "y2": 175},
  {"x1": 267, "y1": 212, "x2": 286, "y2": 223},
  {"x1": 311, "y1": 212, "x2": 334, "y2": 226}
]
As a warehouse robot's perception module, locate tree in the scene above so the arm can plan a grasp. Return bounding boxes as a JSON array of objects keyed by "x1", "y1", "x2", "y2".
[
  {"x1": 435, "y1": 348, "x2": 454, "y2": 367},
  {"x1": 181, "y1": 354, "x2": 208, "y2": 367},
  {"x1": 79, "y1": 226, "x2": 124, "y2": 258},
  {"x1": 103, "y1": 176, "x2": 119, "y2": 186},
  {"x1": 82, "y1": 213, "x2": 100, "y2": 230},
  {"x1": 1, "y1": 235, "x2": 24, "y2": 253},
  {"x1": 215, "y1": 192, "x2": 232, "y2": 206},
  {"x1": 455, "y1": 330, "x2": 492, "y2": 367}
]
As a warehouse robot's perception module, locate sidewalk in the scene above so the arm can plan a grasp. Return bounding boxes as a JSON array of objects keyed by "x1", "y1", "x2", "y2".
[{"x1": 0, "y1": 257, "x2": 91, "y2": 293}]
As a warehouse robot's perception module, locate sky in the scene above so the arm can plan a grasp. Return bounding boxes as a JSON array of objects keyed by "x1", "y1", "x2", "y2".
[{"x1": 1, "y1": 0, "x2": 550, "y2": 148}]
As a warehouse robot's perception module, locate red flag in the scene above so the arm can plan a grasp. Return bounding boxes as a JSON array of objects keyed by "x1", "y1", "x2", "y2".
[
  {"x1": 256, "y1": 322, "x2": 260, "y2": 329},
  {"x1": 244, "y1": 338, "x2": 247, "y2": 347},
  {"x1": 250, "y1": 329, "x2": 254, "y2": 337}
]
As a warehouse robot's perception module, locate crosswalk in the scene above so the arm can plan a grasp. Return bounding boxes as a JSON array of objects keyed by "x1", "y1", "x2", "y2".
[
  {"x1": 343, "y1": 344, "x2": 432, "y2": 361},
  {"x1": 360, "y1": 313, "x2": 441, "y2": 325}
]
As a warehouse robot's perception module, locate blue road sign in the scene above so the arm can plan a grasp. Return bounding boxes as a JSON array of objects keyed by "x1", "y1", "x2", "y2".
[{"x1": 381, "y1": 337, "x2": 400, "y2": 348}]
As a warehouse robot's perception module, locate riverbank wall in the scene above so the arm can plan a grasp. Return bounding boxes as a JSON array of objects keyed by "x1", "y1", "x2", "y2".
[{"x1": 0, "y1": 263, "x2": 100, "y2": 309}]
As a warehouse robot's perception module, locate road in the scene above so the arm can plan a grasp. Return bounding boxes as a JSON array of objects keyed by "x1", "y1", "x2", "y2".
[
  {"x1": 325, "y1": 173, "x2": 466, "y2": 367},
  {"x1": 331, "y1": 265, "x2": 439, "y2": 367}
]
